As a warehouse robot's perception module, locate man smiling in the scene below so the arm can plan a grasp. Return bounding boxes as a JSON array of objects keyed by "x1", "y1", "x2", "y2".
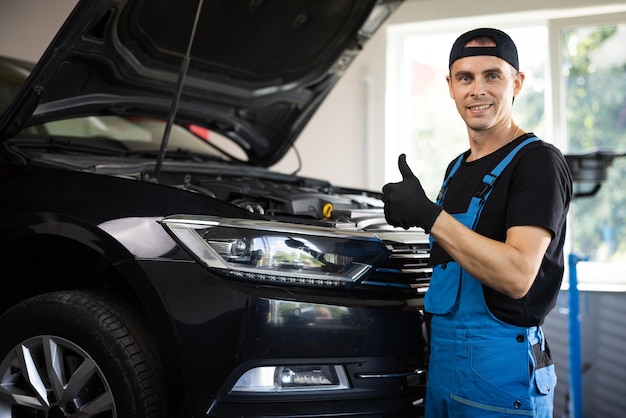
[{"x1": 383, "y1": 28, "x2": 573, "y2": 417}]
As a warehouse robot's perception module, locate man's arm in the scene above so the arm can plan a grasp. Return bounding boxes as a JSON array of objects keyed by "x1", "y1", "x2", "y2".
[{"x1": 429, "y1": 213, "x2": 551, "y2": 299}]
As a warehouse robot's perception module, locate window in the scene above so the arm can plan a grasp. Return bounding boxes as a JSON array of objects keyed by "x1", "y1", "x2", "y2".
[
  {"x1": 387, "y1": 8, "x2": 626, "y2": 290},
  {"x1": 552, "y1": 12, "x2": 626, "y2": 290}
]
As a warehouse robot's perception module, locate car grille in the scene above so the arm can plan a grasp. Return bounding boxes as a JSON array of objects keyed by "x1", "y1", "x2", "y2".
[
  {"x1": 361, "y1": 239, "x2": 431, "y2": 294},
  {"x1": 331, "y1": 210, "x2": 432, "y2": 295}
]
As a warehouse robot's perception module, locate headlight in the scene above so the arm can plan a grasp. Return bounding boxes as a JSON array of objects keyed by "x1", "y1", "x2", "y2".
[{"x1": 161, "y1": 216, "x2": 388, "y2": 288}]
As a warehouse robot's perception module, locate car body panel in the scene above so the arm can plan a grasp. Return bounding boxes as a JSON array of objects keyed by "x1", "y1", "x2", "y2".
[{"x1": 0, "y1": 165, "x2": 428, "y2": 415}]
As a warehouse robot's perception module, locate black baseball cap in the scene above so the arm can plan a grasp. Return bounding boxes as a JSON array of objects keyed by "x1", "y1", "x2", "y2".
[{"x1": 449, "y1": 28, "x2": 519, "y2": 71}]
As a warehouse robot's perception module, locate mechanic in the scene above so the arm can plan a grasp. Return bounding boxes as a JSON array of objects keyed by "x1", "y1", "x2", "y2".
[{"x1": 382, "y1": 28, "x2": 573, "y2": 417}]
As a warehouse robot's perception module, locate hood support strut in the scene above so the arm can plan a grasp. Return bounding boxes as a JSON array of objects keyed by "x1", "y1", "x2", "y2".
[{"x1": 154, "y1": 0, "x2": 204, "y2": 180}]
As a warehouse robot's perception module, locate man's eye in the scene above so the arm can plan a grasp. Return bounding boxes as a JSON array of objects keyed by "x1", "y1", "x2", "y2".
[{"x1": 487, "y1": 73, "x2": 499, "y2": 80}]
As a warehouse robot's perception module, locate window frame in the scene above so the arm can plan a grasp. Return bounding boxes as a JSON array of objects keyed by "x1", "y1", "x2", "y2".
[{"x1": 550, "y1": 11, "x2": 626, "y2": 291}]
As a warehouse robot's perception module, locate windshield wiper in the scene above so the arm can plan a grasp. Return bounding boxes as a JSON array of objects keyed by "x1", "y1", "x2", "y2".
[
  {"x1": 126, "y1": 148, "x2": 226, "y2": 163},
  {"x1": 9, "y1": 137, "x2": 128, "y2": 156}
]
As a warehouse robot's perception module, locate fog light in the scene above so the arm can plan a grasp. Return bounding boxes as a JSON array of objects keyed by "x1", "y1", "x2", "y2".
[{"x1": 231, "y1": 365, "x2": 349, "y2": 392}]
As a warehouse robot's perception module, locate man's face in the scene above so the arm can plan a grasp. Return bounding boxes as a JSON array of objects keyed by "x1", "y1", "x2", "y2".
[{"x1": 446, "y1": 53, "x2": 523, "y2": 133}]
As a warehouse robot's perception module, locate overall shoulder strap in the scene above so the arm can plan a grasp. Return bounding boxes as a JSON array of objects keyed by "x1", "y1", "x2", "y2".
[
  {"x1": 469, "y1": 136, "x2": 539, "y2": 229},
  {"x1": 435, "y1": 153, "x2": 464, "y2": 205},
  {"x1": 475, "y1": 136, "x2": 539, "y2": 200}
]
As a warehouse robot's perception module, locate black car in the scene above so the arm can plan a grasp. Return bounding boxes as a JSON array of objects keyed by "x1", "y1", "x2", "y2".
[{"x1": 0, "y1": 0, "x2": 432, "y2": 417}]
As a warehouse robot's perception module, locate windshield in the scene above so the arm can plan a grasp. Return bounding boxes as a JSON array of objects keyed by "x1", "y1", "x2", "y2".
[
  {"x1": 1, "y1": 55, "x2": 245, "y2": 162},
  {"x1": 13, "y1": 115, "x2": 249, "y2": 162},
  {"x1": 1, "y1": 58, "x2": 248, "y2": 163}
]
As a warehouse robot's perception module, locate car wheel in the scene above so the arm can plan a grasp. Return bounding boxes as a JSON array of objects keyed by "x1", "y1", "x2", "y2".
[{"x1": 0, "y1": 290, "x2": 166, "y2": 417}]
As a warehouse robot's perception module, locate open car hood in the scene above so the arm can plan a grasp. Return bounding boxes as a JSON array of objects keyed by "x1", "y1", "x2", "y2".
[{"x1": 0, "y1": 0, "x2": 402, "y2": 167}]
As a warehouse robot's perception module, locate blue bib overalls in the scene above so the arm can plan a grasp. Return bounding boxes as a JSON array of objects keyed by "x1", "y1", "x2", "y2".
[{"x1": 424, "y1": 138, "x2": 557, "y2": 417}]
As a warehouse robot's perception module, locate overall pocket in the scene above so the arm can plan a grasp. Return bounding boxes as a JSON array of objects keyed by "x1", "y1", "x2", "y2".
[{"x1": 425, "y1": 261, "x2": 462, "y2": 314}]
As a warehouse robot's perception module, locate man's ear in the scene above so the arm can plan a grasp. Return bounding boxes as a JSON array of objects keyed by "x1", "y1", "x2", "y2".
[
  {"x1": 446, "y1": 75, "x2": 454, "y2": 99},
  {"x1": 513, "y1": 71, "x2": 525, "y2": 98}
]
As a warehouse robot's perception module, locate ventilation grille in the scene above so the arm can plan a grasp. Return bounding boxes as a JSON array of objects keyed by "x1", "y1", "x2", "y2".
[{"x1": 360, "y1": 240, "x2": 431, "y2": 294}]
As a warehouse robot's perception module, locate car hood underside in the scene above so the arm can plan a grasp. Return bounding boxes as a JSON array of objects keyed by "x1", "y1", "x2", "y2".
[{"x1": 0, "y1": 0, "x2": 402, "y2": 167}]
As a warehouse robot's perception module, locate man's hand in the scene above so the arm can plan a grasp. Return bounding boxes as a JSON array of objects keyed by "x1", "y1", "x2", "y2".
[{"x1": 382, "y1": 154, "x2": 442, "y2": 232}]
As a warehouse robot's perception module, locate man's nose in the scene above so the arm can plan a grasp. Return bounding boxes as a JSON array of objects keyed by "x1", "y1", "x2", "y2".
[{"x1": 470, "y1": 80, "x2": 486, "y2": 97}]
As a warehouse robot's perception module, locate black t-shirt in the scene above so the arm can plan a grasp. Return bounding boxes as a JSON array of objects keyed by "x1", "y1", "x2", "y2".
[{"x1": 429, "y1": 133, "x2": 573, "y2": 327}]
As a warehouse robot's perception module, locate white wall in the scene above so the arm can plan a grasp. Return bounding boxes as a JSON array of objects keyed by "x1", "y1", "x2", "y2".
[
  {"x1": 0, "y1": 0, "x2": 77, "y2": 60},
  {"x1": 2, "y1": 0, "x2": 626, "y2": 191}
]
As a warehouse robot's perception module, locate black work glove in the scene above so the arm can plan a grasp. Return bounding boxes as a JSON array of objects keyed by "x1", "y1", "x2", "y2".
[{"x1": 382, "y1": 154, "x2": 442, "y2": 232}]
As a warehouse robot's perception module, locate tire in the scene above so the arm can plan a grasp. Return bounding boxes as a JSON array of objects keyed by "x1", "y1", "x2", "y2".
[{"x1": 0, "y1": 290, "x2": 166, "y2": 417}]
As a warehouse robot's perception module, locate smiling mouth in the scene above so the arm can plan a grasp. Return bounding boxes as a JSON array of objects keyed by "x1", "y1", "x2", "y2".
[{"x1": 468, "y1": 104, "x2": 492, "y2": 111}]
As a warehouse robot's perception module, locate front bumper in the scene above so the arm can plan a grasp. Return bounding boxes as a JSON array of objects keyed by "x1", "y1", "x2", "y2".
[{"x1": 143, "y1": 259, "x2": 427, "y2": 417}]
